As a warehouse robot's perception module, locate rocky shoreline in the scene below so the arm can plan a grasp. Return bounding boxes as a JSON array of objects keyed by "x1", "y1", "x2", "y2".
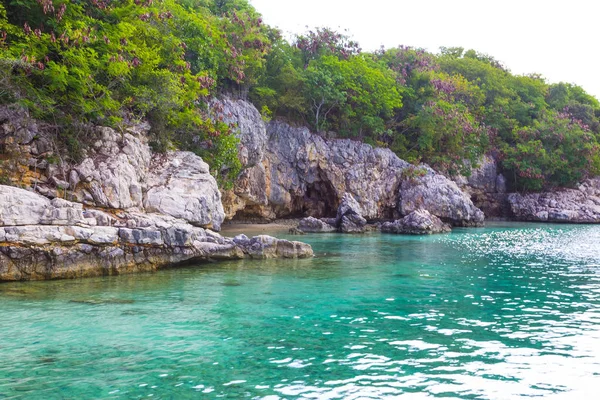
[
  {"x1": 0, "y1": 185, "x2": 313, "y2": 282},
  {"x1": 2, "y1": 97, "x2": 600, "y2": 281}
]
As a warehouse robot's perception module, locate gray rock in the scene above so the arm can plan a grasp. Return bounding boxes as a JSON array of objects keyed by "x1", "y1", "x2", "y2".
[
  {"x1": 340, "y1": 214, "x2": 367, "y2": 234},
  {"x1": 466, "y1": 155, "x2": 498, "y2": 192},
  {"x1": 210, "y1": 96, "x2": 267, "y2": 168},
  {"x1": 144, "y1": 151, "x2": 225, "y2": 231},
  {"x1": 264, "y1": 121, "x2": 410, "y2": 221},
  {"x1": 72, "y1": 127, "x2": 150, "y2": 209},
  {"x1": 400, "y1": 173, "x2": 485, "y2": 226},
  {"x1": 298, "y1": 216, "x2": 336, "y2": 233},
  {"x1": 222, "y1": 116, "x2": 483, "y2": 227},
  {"x1": 0, "y1": 185, "x2": 313, "y2": 281},
  {"x1": 508, "y1": 179, "x2": 600, "y2": 223},
  {"x1": 211, "y1": 97, "x2": 270, "y2": 218},
  {"x1": 233, "y1": 234, "x2": 250, "y2": 244},
  {"x1": 82, "y1": 209, "x2": 117, "y2": 226},
  {"x1": 320, "y1": 217, "x2": 337, "y2": 227},
  {"x1": 336, "y1": 193, "x2": 367, "y2": 233},
  {"x1": 336, "y1": 193, "x2": 364, "y2": 225},
  {"x1": 381, "y1": 209, "x2": 451, "y2": 235},
  {"x1": 0, "y1": 185, "x2": 88, "y2": 227},
  {"x1": 452, "y1": 154, "x2": 509, "y2": 219},
  {"x1": 0, "y1": 185, "x2": 51, "y2": 226}
]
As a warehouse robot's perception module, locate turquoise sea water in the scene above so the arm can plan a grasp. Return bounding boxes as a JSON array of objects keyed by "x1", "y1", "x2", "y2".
[{"x1": 1, "y1": 222, "x2": 600, "y2": 399}]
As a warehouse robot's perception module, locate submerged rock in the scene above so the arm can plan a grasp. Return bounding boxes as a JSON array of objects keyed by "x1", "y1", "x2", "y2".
[{"x1": 381, "y1": 209, "x2": 451, "y2": 235}]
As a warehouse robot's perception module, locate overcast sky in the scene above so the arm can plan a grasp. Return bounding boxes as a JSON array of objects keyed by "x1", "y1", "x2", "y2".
[{"x1": 249, "y1": 0, "x2": 600, "y2": 100}]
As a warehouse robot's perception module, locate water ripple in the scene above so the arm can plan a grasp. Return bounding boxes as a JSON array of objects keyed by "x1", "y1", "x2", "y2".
[{"x1": 1, "y1": 223, "x2": 600, "y2": 398}]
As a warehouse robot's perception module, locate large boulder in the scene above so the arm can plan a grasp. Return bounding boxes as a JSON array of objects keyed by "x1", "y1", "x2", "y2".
[
  {"x1": 298, "y1": 217, "x2": 336, "y2": 233},
  {"x1": 336, "y1": 193, "x2": 367, "y2": 233},
  {"x1": 508, "y1": 179, "x2": 600, "y2": 223},
  {"x1": 381, "y1": 209, "x2": 451, "y2": 235},
  {"x1": 144, "y1": 151, "x2": 225, "y2": 231},
  {"x1": 400, "y1": 173, "x2": 485, "y2": 226}
]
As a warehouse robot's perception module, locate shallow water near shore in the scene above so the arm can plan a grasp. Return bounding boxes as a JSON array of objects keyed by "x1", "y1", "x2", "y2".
[{"x1": 1, "y1": 222, "x2": 600, "y2": 399}]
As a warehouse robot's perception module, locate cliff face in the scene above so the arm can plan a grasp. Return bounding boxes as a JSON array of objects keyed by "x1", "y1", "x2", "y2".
[
  {"x1": 452, "y1": 155, "x2": 510, "y2": 218},
  {"x1": 218, "y1": 98, "x2": 485, "y2": 227},
  {"x1": 218, "y1": 97, "x2": 600, "y2": 226},
  {"x1": 0, "y1": 106, "x2": 225, "y2": 231},
  {"x1": 0, "y1": 105, "x2": 313, "y2": 281}
]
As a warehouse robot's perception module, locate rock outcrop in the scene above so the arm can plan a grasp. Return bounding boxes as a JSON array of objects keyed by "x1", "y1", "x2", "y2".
[
  {"x1": 218, "y1": 104, "x2": 485, "y2": 227},
  {"x1": 144, "y1": 151, "x2": 224, "y2": 230},
  {"x1": 297, "y1": 217, "x2": 336, "y2": 233},
  {"x1": 381, "y1": 209, "x2": 451, "y2": 235},
  {"x1": 0, "y1": 185, "x2": 313, "y2": 281},
  {"x1": 211, "y1": 97, "x2": 270, "y2": 219},
  {"x1": 508, "y1": 178, "x2": 600, "y2": 223},
  {"x1": 336, "y1": 193, "x2": 368, "y2": 233},
  {"x1": 71, "y1": 126, "x2": 151, "y2": 209},
  {"x1": 0, "y1": 106, "x2": 225, "y2": 231},
  {"x1": 453, "y1": 154, "x2": 600, "y2": 224},
  {"x1": 296, "y1": 193, "x2": 370, "y2": 234},
  {"x1": 453, "y1": 154, "x2": 509, "y2": 218},
  {"x1": 400, "y1": 173, "x2": 485, "y2": 226}
]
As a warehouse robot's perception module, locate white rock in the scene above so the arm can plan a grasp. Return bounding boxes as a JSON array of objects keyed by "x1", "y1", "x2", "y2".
[{"x1": 144, "y1": 151, "x2": 225, "y2": 231}]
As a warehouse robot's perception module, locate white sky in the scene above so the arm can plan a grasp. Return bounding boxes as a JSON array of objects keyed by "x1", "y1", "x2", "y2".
[{"x1": 249, "y1": 0, "x2": 600, "y2": 100}]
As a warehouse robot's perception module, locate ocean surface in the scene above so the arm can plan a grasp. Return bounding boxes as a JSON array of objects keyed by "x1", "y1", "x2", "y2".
[{"x1": 1, "y1": 222, "x2": 599, "y2": 399}]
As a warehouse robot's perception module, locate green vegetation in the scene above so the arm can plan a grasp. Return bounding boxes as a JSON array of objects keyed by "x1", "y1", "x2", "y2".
[
  {"x1": 0, "y1": 0, "x2": 270, "y2": 183},
  {"x1": 1, "y1": 0, "x2": 599, "y2": 191},
  {"x1": 252, "y1": 38, "x2": 600, "y2": 190}
]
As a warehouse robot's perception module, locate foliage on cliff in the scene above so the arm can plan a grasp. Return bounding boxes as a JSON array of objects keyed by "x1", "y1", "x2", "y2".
[
  {"x1": 2, "y1": 0, "x2": 599, "y2": 191},
  {"x1": 251, "y1": 37, "x2": 600, "y2": 191},
  {"x1": 0, "y1": 0, "x2": 271, "y2": 183}
]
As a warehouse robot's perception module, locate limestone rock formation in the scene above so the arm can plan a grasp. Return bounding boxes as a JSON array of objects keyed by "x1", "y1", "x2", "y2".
[
  {"x1": 264, "y1": 121, "x2": 410, "y2": 220},
  {"x1": 400, "y1": 173, "x2": 485, "y2": 226},
  {"x1": 381, "y1": 209, "x2": 451, "y2": 235},
  {"x1": 0, "y1": 106, "x2": 225, "y2": 230},
  {"x1": 214, "y1": 99, "x2": 485, "y2": 227},
  {"x1": 452, "y1": 154, "x2": 509, "y2": 218},
  {"x1": 211, "y1": 97, "x2": 269, "y2": 219},
  {"x1": 72, "y1": 126, "x2": 151, "y2": 209},
  {"x1": 297, "y1": 217, "x2": 336, "y2": 233},
  {"x1": 336, "y1": 193, "x2": 367, "y2": 233},
  {"x1": 144, "y1": 151, "x2": 225, "y2": 231},
  {"x1": 297, "y1": 193, "x2": 368, "y2": 234},
  {"x1": 508, "y1": 178, "x2": 600, "y2": 222},
  {"x1": 0, "y1": 185, "x2": 313, "y2": 282}
]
